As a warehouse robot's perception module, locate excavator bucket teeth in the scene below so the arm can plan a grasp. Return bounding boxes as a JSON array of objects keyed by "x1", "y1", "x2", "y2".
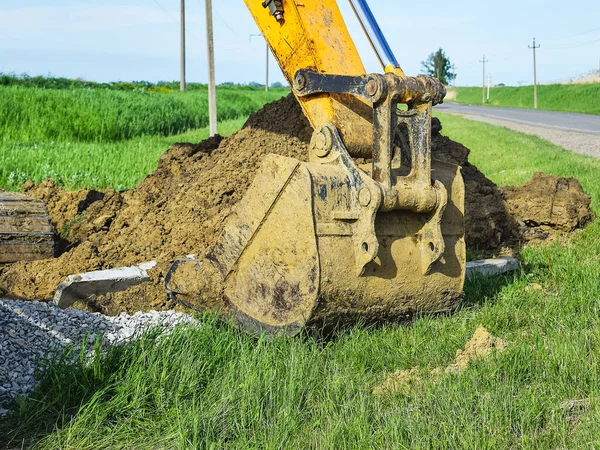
[{"x1": 165, "y1": 152, "x2": 465, "y2": 336}]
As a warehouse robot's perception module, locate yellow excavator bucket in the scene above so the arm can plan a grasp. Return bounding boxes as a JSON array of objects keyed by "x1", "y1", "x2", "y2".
[{"x1": 166, "y1": 152, "x2": 464, "y2": 336}]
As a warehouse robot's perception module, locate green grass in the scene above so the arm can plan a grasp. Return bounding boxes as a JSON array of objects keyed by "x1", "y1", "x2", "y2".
[
  {"x1": 435, "y1": 112, "x2": 600, "y2": 206},
  {"x1": 0, "y1": 85, "x2": 286, "y2": 143},
  {"x1": 449, "y1": 83, "x2": 600, "y2": 115},
  {"x1": 0, "y1": 119, "x2": 245, "y2": 191},
  {"x1": 0, "y1": 72, "x2": 283, "y2": 92},
  {"x1": 0, "y1": 79, "x2": 288, "y2": 191},
  {"x1": 2, "y1": 114, "x2": 600, "y2": 448}
]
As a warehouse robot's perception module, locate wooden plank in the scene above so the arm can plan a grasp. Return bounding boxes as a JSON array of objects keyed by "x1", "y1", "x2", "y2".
[{"x1": 0, "y1": 192, "x2": 55, "y2": 263}]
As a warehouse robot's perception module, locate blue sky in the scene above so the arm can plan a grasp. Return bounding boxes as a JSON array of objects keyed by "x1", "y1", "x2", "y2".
[{"x1": 1, "y1": 0, "x2": 599, "y2": 86}]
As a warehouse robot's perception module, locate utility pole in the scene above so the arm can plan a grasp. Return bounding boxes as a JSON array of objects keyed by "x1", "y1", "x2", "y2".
[
  {"x1": 451, "y1": 63, "x2": 456, "y2": 87},
  {"x1": 528, "y1": 38, "x2": 540, "y2": 109},
  {"x1": 180, "y1": 0, "x2": 186, "y2": 91},
  {"x1": 250, "y1": 33, "x2": 269, "y2": 92},
  {"x1": 479, "y1": 54, "x2": 488, "y2": 104},
  {"x1": 205, "y1": 0, "x2": 217, "y2": 136}
]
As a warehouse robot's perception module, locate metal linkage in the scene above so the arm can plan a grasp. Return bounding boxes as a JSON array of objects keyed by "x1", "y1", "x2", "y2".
[
  {"x1": 293, "y1": 70, "x2": 445, "y2": 107},
  {"x1": 294, "y1": 69, "x2": 448, "y2": 274}
]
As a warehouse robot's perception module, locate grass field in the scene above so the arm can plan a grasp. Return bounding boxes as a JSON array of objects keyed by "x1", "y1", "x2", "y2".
[
  {"x1": 0, "y1": 79, "x2": 287, "y2": 191},
  {"x1": 2, "y1": 105, "x2": 600, "y2": 448},
  {"x1": 0, "y1": 119, "x2": 245, "y2": 191},
  {"x1": 448, "y1": 83, "x2": 600, "y2": 115}
]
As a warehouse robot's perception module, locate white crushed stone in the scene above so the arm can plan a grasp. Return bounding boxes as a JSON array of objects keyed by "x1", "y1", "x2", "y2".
[{"x1": 0, "y1": 299, "x2": 196, "y2": 414}]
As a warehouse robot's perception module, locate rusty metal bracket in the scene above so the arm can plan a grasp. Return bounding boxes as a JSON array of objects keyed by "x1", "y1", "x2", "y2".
[
  {"x1": 420, "y1": 181, "x2": 447, "y2": 275},
  {"x1": 309, "y1": 124, "x2": 382, "y2": 276},
  {"x1": 293, "y1": 69, "x2": 445, "y2": 106},
  {"x1": 294, "y1": 68, "x2": 448, "y2": 271}
]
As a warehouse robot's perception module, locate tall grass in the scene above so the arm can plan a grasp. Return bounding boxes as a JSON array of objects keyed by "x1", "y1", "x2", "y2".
[
  {"x1": 0, "y1": 72, "x2": 281, "y2": 92},
  {"x1": 0, "y1": 86, "x2": 287, "y2": 143},
  {"x1": 449, "y1": 83, "x2": 600, "y2": 115},
  {"x1": 0, "y1": 77, "x2": 288, "y2": 191}
]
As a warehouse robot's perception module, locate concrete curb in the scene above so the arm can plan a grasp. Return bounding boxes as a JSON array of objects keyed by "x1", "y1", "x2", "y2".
[
  {"x1": 54, "y1": 261, "x2": 157, "y2": 309},
  {"x1": 466, "y1": 257, "x2": 519, "y2": 278}
]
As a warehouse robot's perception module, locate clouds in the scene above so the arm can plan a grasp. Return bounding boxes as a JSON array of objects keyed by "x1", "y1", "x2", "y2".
[
  {"x1": 0, "y1": 4, "x2": 195, "y2": 32},
  {"x1": 0, "y1": 0, "x2": 598, "y2": 85}
]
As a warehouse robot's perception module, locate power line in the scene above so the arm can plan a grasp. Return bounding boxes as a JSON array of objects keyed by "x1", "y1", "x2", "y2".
[
  {"x1": 559, "y1": 27, "x2": 600, "y2": 39},
  {"x1": 149, "y1": 0, "x2": 202, "y2": 42},
  {"x1": 151, "y1": 0, "x2": 177, "y2": 22},
  {"x1": 202, "y1": 0, "x2": 240, "y2": 39}
]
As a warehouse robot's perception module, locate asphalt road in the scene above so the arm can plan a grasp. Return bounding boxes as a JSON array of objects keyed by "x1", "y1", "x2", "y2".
[{"x1": 436, "y1": 103, "x2": 600, "y2": 135}]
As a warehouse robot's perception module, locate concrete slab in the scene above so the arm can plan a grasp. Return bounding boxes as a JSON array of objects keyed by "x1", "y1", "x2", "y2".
[
  {"x1": 466, "y1": 257, "x2": 519, "y2": 278},
  {"x1": 54, "y1": 261, "x2": 157, "y2": 309}
]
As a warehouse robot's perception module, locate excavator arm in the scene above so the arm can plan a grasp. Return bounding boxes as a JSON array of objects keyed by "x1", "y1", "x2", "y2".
[{"x1": 244, "y1": 0, "x2": 422, "y2": 157}]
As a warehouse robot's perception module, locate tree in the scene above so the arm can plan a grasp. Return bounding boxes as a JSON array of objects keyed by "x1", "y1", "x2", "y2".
[{"x1": 421, "y1": 48, "x2": 454, "y2": 85}]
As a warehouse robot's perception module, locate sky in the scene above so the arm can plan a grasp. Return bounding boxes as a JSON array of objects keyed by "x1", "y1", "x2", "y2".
[{"x1": 1, "y1": 0, "x2": 599, "y2": 87}]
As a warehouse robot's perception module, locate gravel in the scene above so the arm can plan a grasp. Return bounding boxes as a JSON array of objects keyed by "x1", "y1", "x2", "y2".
[{"x1": 0, "y1": 299, "x2": 196, "y2": 415}]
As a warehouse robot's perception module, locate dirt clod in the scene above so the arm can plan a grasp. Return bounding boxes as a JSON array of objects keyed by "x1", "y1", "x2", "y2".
[
  {"x1": 502, "y1": 172, "x2": 594, "y2": 241},
  {"x1": 445, "y1": 325, "x2": 507, "y2": 375},
  {"x1": 372, "y1": 367, "x2": 422, "y2": 396},
  {"x1": 373, "y1": 325, "x2": 507, "y2": 395}
]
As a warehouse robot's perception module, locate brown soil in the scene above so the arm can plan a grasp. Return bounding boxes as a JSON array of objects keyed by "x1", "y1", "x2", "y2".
[
  {"x1": 430, "y1": 118, "x2": 517, "y2": 253},
  {"x1": 372, "y1": 367, "x2": 422, "y2": 396},
  {"x1": 0, "y1": 95, "x2": 311, "y2": 312},
  {"x1": 502, "y1": 172, "x2": 594, "y2": 241},
  {"x1": 444, "y1": 324, "x2": 507, "y2": 375},
  {"x1": 0, "y1": 95, "x2": 593, "y2": 314}
]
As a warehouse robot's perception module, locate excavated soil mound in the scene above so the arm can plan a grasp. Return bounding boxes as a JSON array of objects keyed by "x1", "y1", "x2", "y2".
[
  {"x1": 502, "y1": 172, "x2": 594, "y2": 241},
  {"x1": 0, "y1": 95, "x2": 311, "y2": 312},
  {"x1": 0, "y1": 95, "x2": 593, "y2": 314},
  {"x1": 430, "y1": 119, "x2": 517, "y2": 253}
]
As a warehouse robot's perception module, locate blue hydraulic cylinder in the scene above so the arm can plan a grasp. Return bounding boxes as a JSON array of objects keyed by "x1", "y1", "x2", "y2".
[{"x1": 347, "y1": 0, "x2": 402, "y2": 72}]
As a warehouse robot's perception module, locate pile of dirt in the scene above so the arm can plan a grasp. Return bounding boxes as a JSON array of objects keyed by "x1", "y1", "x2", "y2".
[
  {"x1": 0, "y1": 95, "x2": 593, "y2": 314},
  {"x1": 444, "y1": 324, "x2": 508, "y2": 375},
  {"x1": 430, "y1": 120, "x2": 594, "y2": 251},
  {"x1": 0, "y1": 95, "x2": 311, "y2": 313},
  {"x1": 373, "y1": 325, "x2": 507, "y2": 396},
  {"x1": 502, "y1": 172, "x2": 594, "y2": 241},
  {"x1": 430, "y1": 118, "x2": 517, "y2": 253}
]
